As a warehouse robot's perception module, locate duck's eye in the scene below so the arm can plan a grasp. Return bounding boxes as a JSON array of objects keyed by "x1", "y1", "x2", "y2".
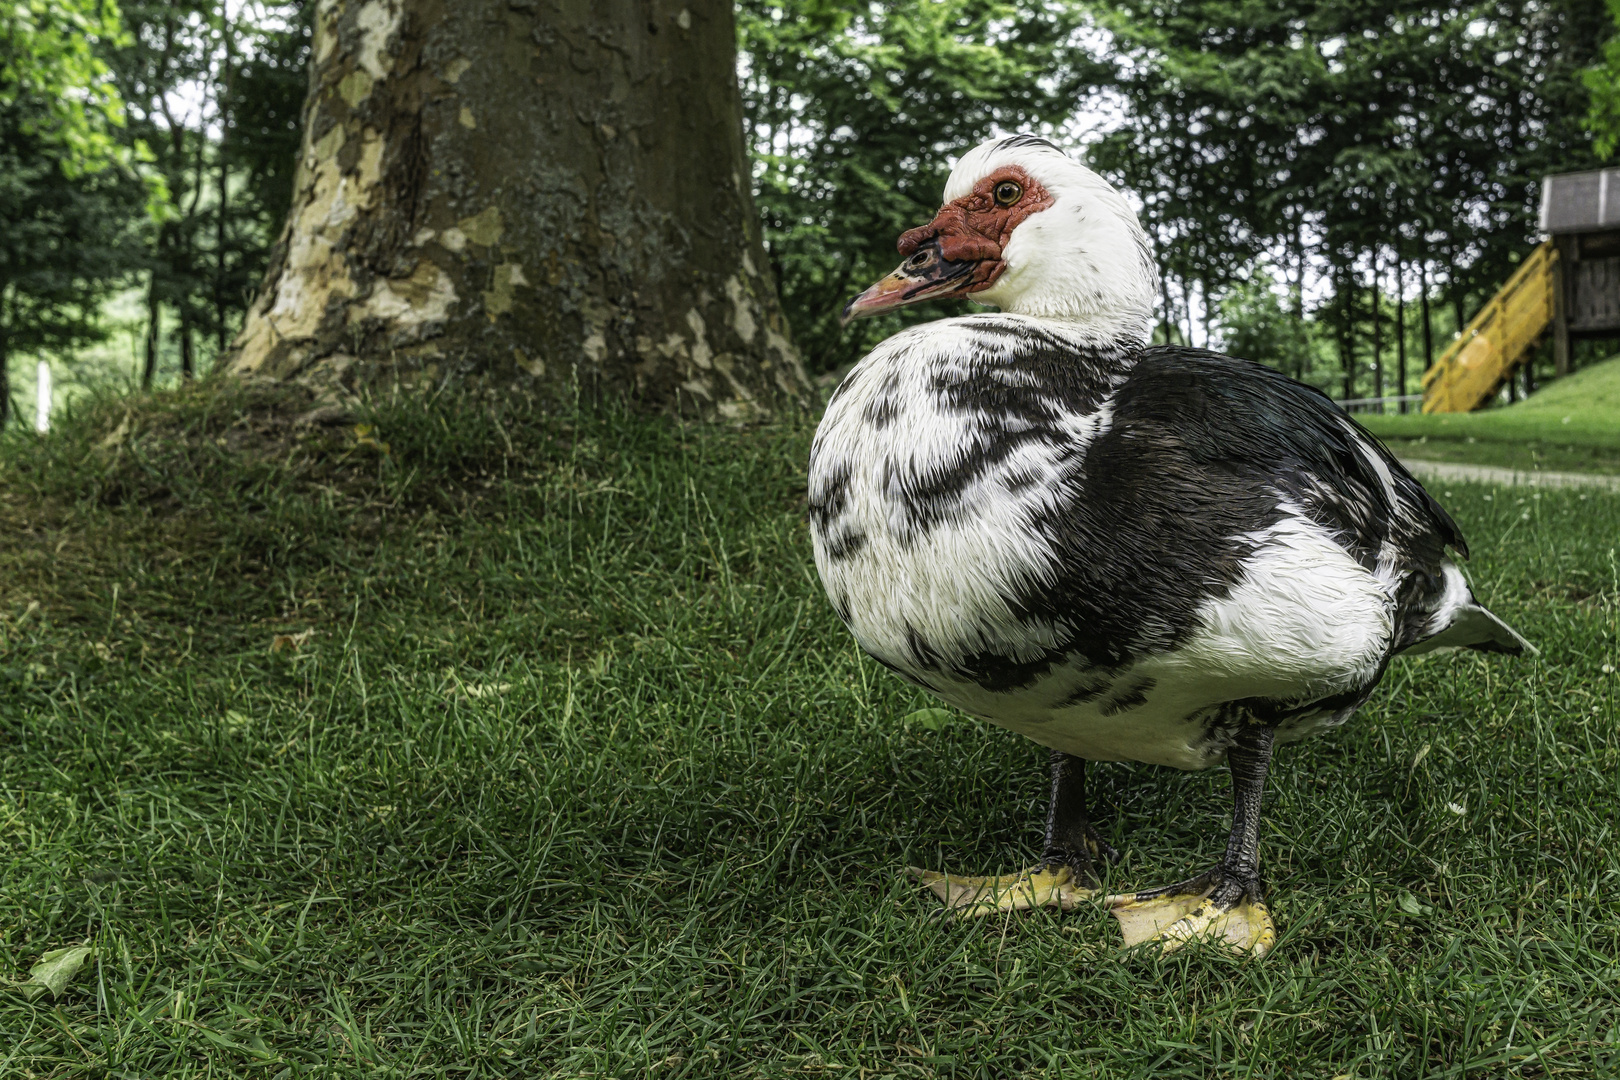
[
  {"x1": 906, "y1": 250, "x2": 931, "y2": 269},
  {"x1": 994, "y1": 181, "x2": 1022, "y2": 206}
]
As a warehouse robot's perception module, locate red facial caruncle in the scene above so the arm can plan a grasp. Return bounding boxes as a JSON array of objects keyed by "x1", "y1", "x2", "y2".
[{"x1": 842, "y1": 166, "x2": 1056, "y2": 325}]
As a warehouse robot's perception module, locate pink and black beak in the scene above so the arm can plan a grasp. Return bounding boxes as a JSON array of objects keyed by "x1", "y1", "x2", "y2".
[
  {"x1": 840, "y1": 240, "x2": 983, "y2": 327},
  {"x1": 841, "y1": 168, "x2": 1048, "y2": 327}
]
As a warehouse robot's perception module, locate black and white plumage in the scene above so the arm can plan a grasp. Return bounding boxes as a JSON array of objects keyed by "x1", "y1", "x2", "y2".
[{"x1": 807, "y1": 135, "x2": 1530, "y2": 954}]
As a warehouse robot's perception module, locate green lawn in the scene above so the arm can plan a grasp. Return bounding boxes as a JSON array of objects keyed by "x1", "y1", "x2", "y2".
[
  {"x1": 1360, "y1": 355, "x2": 1620, "y2": 474},
  {"x1": 1, "y1": 385, "x2": 1618, "y2": 1077}
]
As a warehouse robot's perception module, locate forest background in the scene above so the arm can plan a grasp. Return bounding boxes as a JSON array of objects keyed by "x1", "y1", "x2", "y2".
[{"x1": 3, "y1": 0, "x2": 1620, "y2": 427}]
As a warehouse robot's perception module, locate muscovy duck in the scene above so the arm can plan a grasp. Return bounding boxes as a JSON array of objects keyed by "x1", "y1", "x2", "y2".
[{"x1": 807, "y1": 135, "x2": 1533, "y2": 957}]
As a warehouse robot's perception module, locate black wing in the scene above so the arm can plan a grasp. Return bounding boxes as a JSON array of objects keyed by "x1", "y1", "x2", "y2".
[
  {"x1": 1012, "y1": 347, "x2": 1465, "y2": 668},
  {"x1": 1115, "y1": 347, "x2": 1465, "y2": 561}
]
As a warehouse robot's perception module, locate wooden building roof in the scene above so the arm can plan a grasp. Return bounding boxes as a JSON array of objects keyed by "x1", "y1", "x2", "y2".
[{"x1": 1540, "y1": 167, "x2": 1620, "y2": 235}]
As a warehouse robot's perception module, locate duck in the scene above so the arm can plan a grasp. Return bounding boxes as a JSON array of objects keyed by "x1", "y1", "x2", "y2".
[{"x1": 806, "y1": 134, "x2": 1533, "y2": 957}]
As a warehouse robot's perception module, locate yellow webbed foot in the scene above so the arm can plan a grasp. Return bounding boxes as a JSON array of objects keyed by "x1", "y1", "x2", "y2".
[
  {"x1": 1106, "y1": 884, "x2": 1276, "y2": 957},
  {"x1": 906, "y1": 863, "x2": 1095, "y2": 919}
]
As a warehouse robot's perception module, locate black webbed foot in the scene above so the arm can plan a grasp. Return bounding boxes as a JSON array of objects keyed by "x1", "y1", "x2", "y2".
[
  {"x1": 1107, "y1": 865, "x2": 1276, "y2": 956},
  {"x1": 1106, "y1": 726, "x2": 1279, "y2": 957},
  {"x1": 908, "y1": 750, "x2": 1112, "y2": 917}
]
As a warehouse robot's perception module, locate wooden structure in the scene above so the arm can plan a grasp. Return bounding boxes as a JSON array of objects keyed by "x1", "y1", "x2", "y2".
[
  {"x1": 1423, "y1": 166, "x2": 1620, "y2": 413},
  {"x1": 1542, "y1": 166, "x2": 1620, "y2": 376},
  {"x1": 1422, "y1": 243, "x2": 1559, "y2": 413}
]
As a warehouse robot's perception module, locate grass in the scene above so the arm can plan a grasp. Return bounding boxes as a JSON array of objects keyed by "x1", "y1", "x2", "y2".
[
  {"x1": 1360, "y1": 355, "x2": 1620, "y2": 474},
  {"x1": 0, "y1": 381, "x2": 1617, "y2": 1078}
]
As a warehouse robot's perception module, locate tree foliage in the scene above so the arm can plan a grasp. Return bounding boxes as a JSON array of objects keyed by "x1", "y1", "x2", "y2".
[
  {"x1": 0, "y1": 96, "x2": 145, "y2": 424},
  {"x1": 1587, "y1": 0, "x2": 1620, "y2": 157},
  {"x1": 1091, "y1": 0, "x2": 1614, "y2": 396},
  {"x1": 106, "y1": 0, "x2": 308, "y2": 384},
  {"x1": 0, "y1": 1, "x2": 150, "y2": 425},
  {"x1": 737, "y1": 0, "x2": 1102, "y2": 373},
  {"x1": 0, "y1": 0, "x2": 128, "y2": 174},
  {"x1": 4, "y1": 0, "x2": 1619, "y2": 408},
  {"x1": 1218, "y1": 273, "x2": 1320, "y2": 383}
]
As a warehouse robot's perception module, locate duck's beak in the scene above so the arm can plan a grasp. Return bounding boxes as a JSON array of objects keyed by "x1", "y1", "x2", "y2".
[{"x1": 840, "y1": 240, "x2": 980, "y2": 327}]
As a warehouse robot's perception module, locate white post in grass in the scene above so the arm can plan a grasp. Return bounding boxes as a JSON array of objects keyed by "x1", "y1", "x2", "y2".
[{"x1": 34, "y1": 361, "x2": 51, "y2": 433}]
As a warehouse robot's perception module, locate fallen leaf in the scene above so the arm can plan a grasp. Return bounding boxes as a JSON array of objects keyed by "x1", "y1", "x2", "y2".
[
  {"x1": 270, "y1": 629, "x2": 315, "y2": 654},
  {"x1": 1397, "y1": 892, "x2": 1433, "y2": 917},
  {"x1": 353, "y1": 424, "x2": 391, "y2": 454},
  {"x1": 97, "y1": 413, "x2": 131, "y2": 450},
  {"x1": 903, "y1": 707, "x2": 954, "y2": 731},
  {"x1": 459, "y1": 682, "x2": 513, "y2": 699},
  {"x1": 16, "y1": 945, "x2": 94, "y2": 1001},
  {"x1": 294, "y1": 404, "x2": 352, "y2": 427}
]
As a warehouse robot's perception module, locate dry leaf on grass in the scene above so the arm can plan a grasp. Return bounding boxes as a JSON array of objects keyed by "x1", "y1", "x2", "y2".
[
  {"x1": 270, "y1": 628, "x2": 315, "y2": 654},
  {"x1": 13, "y1": 945, "x2": 94, "y2": 1001},
  {"x1": 353, "y1": 424, "x2": 390, "y2": 454},
  {"x1": 97, "y1": 414, "x2": 132, "y2": 450},
  {"x1": 453, "y1": 681, "x2": 513, "y2": 700}
]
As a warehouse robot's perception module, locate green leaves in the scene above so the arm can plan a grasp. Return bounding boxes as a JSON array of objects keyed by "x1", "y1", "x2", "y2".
[
  {"x1": 1584, "y1": 0, "x2": 1620, "y2": 157},
  {"x1": 12, "y1": 946, "x2": 94, "y2": 1001},
  {"x1": 1090, "y1": 0, "x2": 1616, "y2": 392},
  {"x1": 737, "y1": 0, "x2": 1098, "y2": 373},
  {"x1": 0, "y1": 0, "x2": 131, "y2": 178}
]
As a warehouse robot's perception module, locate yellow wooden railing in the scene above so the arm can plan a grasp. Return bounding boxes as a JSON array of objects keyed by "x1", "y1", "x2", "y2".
[{"x1": 1422, "y1": 242, "x2": 1559, "y2": 413}]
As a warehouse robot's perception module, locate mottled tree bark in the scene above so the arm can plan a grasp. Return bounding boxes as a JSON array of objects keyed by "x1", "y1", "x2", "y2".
[{"x1": 226, "y1": 0, "x2": 808, "y2": 417}]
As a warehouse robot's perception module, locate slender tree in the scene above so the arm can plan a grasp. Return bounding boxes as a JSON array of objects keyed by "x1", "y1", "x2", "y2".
[
  {"x1": 111, "y1": 0, "x2": 220, "y2": 387},
  {"x1": 214, "y1": 4, "x2": 234, "y2": 355},
  {"x1": 1395, "y1": 248, "x2": 1407, "y2": 410},
  {"x1": 1371, "y1": 250, "x2": 1382, "y2": 403},
  {"x1": 1418, "y1": 253, "x2": 1433, "y2": 371}
]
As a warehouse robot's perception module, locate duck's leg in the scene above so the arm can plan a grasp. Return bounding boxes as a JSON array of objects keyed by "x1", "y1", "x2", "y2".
[
  {"x1": 1107, "y1": 724, "x2": 1278, "y2": 957},
  {"x1": 908, "y1": 750, "x2": 1112, "y2": 917}
]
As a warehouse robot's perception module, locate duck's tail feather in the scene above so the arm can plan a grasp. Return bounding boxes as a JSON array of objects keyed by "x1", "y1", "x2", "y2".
[
  {"x1": 1402, "y1": 602, "x2": 1538, "y2": 657},
  {"x1": 1398, "y1": 562, "x2": 1537, "y2": 658}
]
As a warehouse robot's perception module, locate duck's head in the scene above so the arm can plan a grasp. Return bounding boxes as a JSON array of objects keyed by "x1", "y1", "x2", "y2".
[{"x1": 843, "y1": 135, "x2": 1156, "y2": 342}]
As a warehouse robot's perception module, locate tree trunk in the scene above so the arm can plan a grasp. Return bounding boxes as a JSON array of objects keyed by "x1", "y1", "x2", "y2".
[
  {"x1": 1419, "y1": 257, "x2": 1433, "y2": 370},
  {"x1": 1291, "y1": 218, "x2": 1304, "y2": 322},
  {"x1": 1199, "y1": 276, "x2": 1211, "y2": 349},
  {"x1": 181, "y1": 310, "x2": 195, "y2": 380},
  {"x1": 1395, "y1": 254, "x2": 1407, "y2": 411},
  {"x1": 225, "y1": 0, "x2": 807, "y2": 417},
  {"x1": 1185, "y1": 275, "x2": 1198, "y2": 346},
  {"x1": 0, "y1": 291, "x2": 9, "y2": 428},
  {"x1": 217, "y1": 3, "x2": 234, "y2": 356},
  {"x1": 143, "y1": 274, "x2": 161, "y2": 389},
  {"x1": 1339, "y1": 261, "x2": 1354, "y2": 401},
  {"x1": 1157, "y1": 264, "x2": 1173, "y2": 345},
  {"x1": 1370, "y1": 251, "x2": 1382, "y2": 406}
]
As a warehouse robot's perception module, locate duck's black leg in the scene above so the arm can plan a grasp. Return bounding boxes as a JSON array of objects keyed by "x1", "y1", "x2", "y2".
[
  {"x1": 1107, "y1": 725, "x2": 1278, "y2": 956},
  {"x1": 906, "y1": 749, "x2": 1110, "y2": 918},
  {"x1": 1042, "y1": 750, "x2": 1118, "y2": 886}
]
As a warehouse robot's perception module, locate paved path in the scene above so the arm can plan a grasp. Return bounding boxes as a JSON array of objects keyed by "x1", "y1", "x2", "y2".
[{"x1": 1398, "y1": 457, "x2": 1620, "y2": 492}]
